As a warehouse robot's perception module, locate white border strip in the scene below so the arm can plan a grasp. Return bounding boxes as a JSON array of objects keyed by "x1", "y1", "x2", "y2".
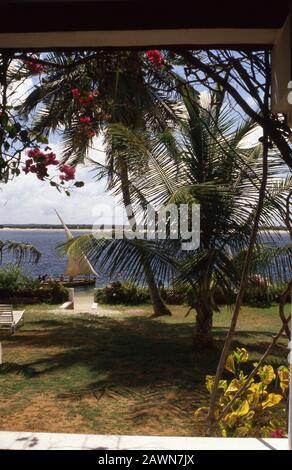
[{"x1": 0, "y1": 431, "x2": 288, "y2": 450}]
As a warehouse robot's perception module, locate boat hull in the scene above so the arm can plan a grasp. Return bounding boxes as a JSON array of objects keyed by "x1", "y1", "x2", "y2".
[
  {"x1": 61, "y1": 279, "x2": 96, "y2": 288},
  {"x1": 44, "y1": 278, "x2": 96, "y2": 288}
]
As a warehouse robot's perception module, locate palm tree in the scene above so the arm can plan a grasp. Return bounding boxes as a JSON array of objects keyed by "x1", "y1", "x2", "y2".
[
  {"x1": 20, "y1": 50, "x2": 178, "y2": 316},
  {"x1": 0, "y1": 239, "x2": 41, "y2": 264},
  {"x1": 64, "y1": 83, "x2": 292, "y2": 348}
]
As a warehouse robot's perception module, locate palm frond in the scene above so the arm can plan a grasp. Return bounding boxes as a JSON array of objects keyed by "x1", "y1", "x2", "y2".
[
  {"x1": 60, "y1": 234, "x2": 178, "y2": 286},
  {"x1": 0, "y1": 240, "x2": 41, "y2": 264}
]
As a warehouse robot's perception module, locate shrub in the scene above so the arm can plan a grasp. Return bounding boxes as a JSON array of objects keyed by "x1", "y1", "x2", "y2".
[
  {"x1": 95, "y1": 281, "x2": 187, "y2": 305},
  {"x1": 0, "y1": 265, "x2": 39, "y2": 294},
  {"x1": 95, "y1": 281, "x2": 150, "y2": 305},
  {"x1": 243, "y1": 284, "x2": 290, "y2": 308},
  {"x1": 162, "y1": 290, "x2": 185, "y2": 305},
  {"x1": 195, "y1": 348, "x2": 289, "y2": 437},
  {"x1": 94, "y1": 280, "x2": 289, "y2": 308},
  {"x1": 243, "y1": 285, "x2": 273, "y2": 307},
  {"x1": 0, "y1": 265, "x2": 69, "y2": 304},
  {"x1": 43, "y1": 280, "x2": 69, "y2": 303}
]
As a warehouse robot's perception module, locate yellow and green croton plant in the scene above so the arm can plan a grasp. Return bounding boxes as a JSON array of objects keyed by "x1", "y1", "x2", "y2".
[{"x1": 195, "y1": 348, "x2": 290, "y2": 438}]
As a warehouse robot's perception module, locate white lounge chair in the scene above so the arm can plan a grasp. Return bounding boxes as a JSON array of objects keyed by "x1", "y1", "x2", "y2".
[{"x1": 0, "y1": 305, "x2": 25, "y2": 334}]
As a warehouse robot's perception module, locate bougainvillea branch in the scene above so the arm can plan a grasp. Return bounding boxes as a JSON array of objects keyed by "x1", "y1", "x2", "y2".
[{"x1": 0, "y1": 51, "x2": 83, "y2": 194}]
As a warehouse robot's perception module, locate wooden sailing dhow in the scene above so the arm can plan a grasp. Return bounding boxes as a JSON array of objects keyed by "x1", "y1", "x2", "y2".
[{"x1": 52, "y1": 209, "x2": 97, "y2": 287}]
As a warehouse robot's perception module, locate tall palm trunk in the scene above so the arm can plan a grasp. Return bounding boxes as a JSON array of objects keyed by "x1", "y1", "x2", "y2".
[
  {"x1": 110, "y1": 53, "x2": 172, "y2": 317},
  {"x1": 193, "y1": 303, "x2": 213, "y2": 349},
  {"x1": 118, "y1": 155, "x2": 172, "y2": 317},
  {"x1": 191, "y1": 253, "x2": 215, "y2": 348},
  {"x1": 142, "y1": 255, "x2": 172, "y2": 317},
  {"x1": 188, "y1": 289, "x2": 214, "y2": 348}
]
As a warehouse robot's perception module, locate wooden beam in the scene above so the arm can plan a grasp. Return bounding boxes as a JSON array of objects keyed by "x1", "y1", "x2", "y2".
[{"x1": 0, "y1": 28, "x2": 279, "y2": 50}]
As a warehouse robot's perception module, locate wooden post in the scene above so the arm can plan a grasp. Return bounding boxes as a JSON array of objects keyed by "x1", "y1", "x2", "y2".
[
  {"x1": 271, "y1": 12, "x2": 292, "y2": 125},
  {"x1": 0, "y1": 342, "x2": 2, "y2": 365}
]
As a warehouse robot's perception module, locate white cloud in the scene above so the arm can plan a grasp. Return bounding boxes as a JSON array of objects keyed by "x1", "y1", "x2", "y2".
[
  {"x1": 8, "y1": 67, "x2": 35, "y2": 108},
  {"x1": 0, "y1": 129, "x2": 126, "y2": 226},
  {"x1": 0, "y1": 161, "x2": 124, "y2": 226}
]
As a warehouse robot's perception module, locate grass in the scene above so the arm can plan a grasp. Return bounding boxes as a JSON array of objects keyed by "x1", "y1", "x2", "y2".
[{"x1": 0, "y1": 302, "x2": 289, "y2": 436}]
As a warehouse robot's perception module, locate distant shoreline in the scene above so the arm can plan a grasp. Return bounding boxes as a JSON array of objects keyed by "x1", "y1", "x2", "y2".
[
  {"x1": 0, "y1": 227, "x2": 290, "y2": 234},
  {"x1": 0, "y1": 228, "x2": 92, "y2": 232}
]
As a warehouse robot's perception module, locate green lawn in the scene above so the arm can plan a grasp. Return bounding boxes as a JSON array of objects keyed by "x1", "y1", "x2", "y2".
[{"x1": 0, "y1": 303, "x2": 289, "y2": 436}]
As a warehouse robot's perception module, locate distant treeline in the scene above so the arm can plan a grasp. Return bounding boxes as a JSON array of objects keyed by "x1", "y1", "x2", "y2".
[
  {"x1": 0, "y1": 224, "x2": 92, "y2": 229},
  {"x1": 0, "y1": 224, "x2": 123, "y2": 230}
]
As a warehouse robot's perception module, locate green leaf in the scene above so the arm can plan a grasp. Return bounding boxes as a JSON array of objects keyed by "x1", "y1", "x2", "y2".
[
  {"x1": 74, "y1": 181, "x2": 85, "y2": 188},
  {"x1": 8, "y1": 124, "x2": 18, "y2": 138},
  {"x1": 262, "y1": 393, "x2": 283, "y2": 409},
  {"x1": 37, "y1": 135, "x2": 49, "y2": 144},
  {"x1": 225, "y1": 354, "x2": 236, "y2": 373},
  {"x1": 3, "y1": 141, "x2": 10, "y2": 151},
  {"x1": 19, "y1": 130, "x2": 29, "y2": 142}
]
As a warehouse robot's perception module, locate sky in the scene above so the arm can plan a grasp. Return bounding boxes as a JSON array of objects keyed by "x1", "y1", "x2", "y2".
[
  {"x1": 0, "y1": 139, "x2": 125, "y2": 225},
  {"x1": 0, "y1": 69, "x2": 264, "y2": 226},
  {"x1": 0, "y1": 126, "x2": 263, "y2": 226},
  {"x1": 0, "y1": 72, "x2": 126, "y2": 226}
]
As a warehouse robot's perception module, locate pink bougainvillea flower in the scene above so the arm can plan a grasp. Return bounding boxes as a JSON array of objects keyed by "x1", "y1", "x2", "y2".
[
  {"x1": 79, "y1": 116, "x2": 92, "y2": 124},
  {"x1": 27, "y1": 164, "x2": 37, "y2": 173},
  {"x1": 270, "y1": 428, "x2": 284, "y2": 438},
  {"x1": 59, "y1": 164, "x2": 76, "y2": 181},
  {"x1": 22, "y1": 163, "x2": 31, "y2": 174},
  {"x1": 27, "y1": 147, "x2": 41, "y2": 159},
  {"x1": 36, "y1": 165, "x2": 49, "y2": 180},
  {"x1": 92, "y1": 89, "x2": 100, "y2": 97},
  {"x1": 79, "y1": 96, "x2": 89, "y2": 106},
  {"x1": 23, "y1": 148, "x2": 59, "y2": 180},
  {"x1": 86, "y1": 129, "x2": 96, "y2": 139},
  {"x1": 45, "y1": 152, "x2": 59, "y2": 165},
  {"x1": 145, "y1": 50, "x2": 164, "y2": 67},
  {"x1": 79, "y1": 92, "x2": 95, "y2": 106},
  {"x1": 24, "y1": 59, "x2": 44, "y2": 74},
  {"x1": 27, "y1": 148, "x2": 58, "y2": 165},
  {"x1": 71, "y1": 88, "x2": 81, "y2": 98},
  {"x1": 250, "y1": 274, "x2": 267, "y2": 287}
]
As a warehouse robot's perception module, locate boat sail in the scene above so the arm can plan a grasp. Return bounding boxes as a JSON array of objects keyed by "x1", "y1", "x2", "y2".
[{"x1": 54, "y1": 209, "x2": 97, "y2": 278}]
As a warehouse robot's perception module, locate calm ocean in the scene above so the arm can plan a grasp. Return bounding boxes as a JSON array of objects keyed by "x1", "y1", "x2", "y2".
[
  {"x1": 0, "y1": 230, "x2": 110, "y2": 287},
  {"x1": 0, "y1": 230, "x2": 291, "y2": 287}
]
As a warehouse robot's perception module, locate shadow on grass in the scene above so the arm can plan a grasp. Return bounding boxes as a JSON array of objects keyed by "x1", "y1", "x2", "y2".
[{"x1": 0, "y1": 315, "x2": 287, "y2": 399}]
